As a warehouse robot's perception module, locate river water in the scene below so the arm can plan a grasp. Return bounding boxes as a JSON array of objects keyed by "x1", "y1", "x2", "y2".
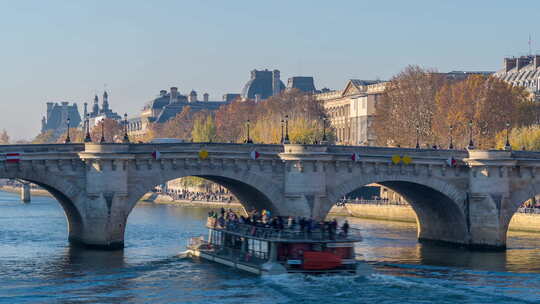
[{"x1": 1, "y1": 191, "x2": 540, "y2": 303}]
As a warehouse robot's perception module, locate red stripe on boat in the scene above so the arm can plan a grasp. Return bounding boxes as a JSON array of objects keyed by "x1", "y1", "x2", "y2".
[{"x1": 302, "y1": 251, "x2": 342, "y2": 270}]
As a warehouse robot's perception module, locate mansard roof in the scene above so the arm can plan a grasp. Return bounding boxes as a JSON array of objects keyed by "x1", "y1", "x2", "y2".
[{"x1": 155, "y1": 101, "x2": 227, "y2": 123}]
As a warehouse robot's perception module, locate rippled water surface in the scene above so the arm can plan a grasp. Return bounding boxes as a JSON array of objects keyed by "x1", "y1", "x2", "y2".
[{"x1": 1, "y1": 191, "x2": 540, "y2": 303}]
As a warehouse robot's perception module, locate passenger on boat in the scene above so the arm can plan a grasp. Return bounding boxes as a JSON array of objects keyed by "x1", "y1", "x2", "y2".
[{"x1": 341, "y1": 220, "x2": 350, "y2": 236}]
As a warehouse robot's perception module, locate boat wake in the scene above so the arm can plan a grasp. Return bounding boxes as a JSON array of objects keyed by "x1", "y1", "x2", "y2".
[{"x1": 175, "y1": 251, "x2": 190, "y2": 259}]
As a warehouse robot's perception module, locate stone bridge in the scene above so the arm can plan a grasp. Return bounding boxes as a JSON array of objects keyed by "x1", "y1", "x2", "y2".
[{"x1": 1, "y1": 142, "x2": 539, "y2": 250}]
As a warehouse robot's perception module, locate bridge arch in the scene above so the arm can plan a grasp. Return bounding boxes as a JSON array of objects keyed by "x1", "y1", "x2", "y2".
[
  {"x1": 327, "y1": 175, "x2": 469, "y2": 246},
  {"x1": 506, "y1": 181, "x2": 540, "y2": 234},
  {"x1": 126, "y1": 168, "x2": 285, "y2": 217},
  {"x1": 0, "y1": 170, "x2": 84, "y2": 244}
]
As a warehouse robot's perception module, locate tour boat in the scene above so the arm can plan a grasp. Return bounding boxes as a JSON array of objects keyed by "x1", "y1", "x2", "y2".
[{"x1": 186, "y1": 217, "x2": 362, "y2": 275}]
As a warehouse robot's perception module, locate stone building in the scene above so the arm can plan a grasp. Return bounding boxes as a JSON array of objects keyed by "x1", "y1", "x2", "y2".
[
  {"x1": 41, "y1": 102, "x2": 82, "y2": 140},
  {"x1": 286, "y1": 76, "x2": 316, "y2": 93},
  {"x1": 493, "y1": 55, "x2": 540, "y2": 101},
  {"x1": 82, "y1": 91, "x2": 122, "y2": 127},
  {"x1": 127, "y1": 87, "x2": 228, "y2": 138},
  {"x1": 315, "y1": 80, "x2": 387, "y2": 145},
  {"x1": 241, "y1": 69, "x2": 285, "y2": 101}
]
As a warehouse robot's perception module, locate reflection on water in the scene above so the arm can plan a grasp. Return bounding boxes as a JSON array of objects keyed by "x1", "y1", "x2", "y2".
[{"x1": 1, "y1": 192, "x2": 540, "y2": 303}]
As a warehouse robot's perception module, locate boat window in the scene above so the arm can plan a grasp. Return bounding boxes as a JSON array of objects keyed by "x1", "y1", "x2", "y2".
[{"x1": 247, "y1": 239, "x2": 268, "y2": 259}]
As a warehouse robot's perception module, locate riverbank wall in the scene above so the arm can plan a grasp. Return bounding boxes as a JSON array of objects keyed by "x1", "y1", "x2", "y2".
[
  {"x1": 338, "y1": 203, "x2": 540, "y2": 233},
  {"x1": 0, "y1": 186, "x2": 52, "y2": 198},
  {"x1": 140, "y1": 192, "x2": 245, "y2": 211}
]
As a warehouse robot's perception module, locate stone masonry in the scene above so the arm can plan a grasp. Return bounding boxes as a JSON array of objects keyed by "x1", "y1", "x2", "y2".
[{"x1": 0, "y1": 143, "x2": 539, "y2": 250}]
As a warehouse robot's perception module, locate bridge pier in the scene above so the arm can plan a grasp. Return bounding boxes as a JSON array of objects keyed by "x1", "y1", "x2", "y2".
[
  {"x1": 20, "y1": 182, "x2": 31, "y2": 203},
  {"x1": 464, "y1": 150, "x2": 515, "y2": 250}
]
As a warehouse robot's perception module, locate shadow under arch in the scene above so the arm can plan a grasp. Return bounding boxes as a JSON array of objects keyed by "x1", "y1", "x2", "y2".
[
  {"x1": 330, "y1": 179, "x2": 469, "y2": 246},
  {"x1": 127, "y1": 173, "x2": 283, "y2": 217},
  {"x1": 4, "y1": 178, "x2": 83, "y2": 244}
]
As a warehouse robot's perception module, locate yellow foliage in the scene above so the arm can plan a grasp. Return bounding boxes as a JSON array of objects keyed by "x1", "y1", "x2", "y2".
[{"x1": 496, "y1": 126, "x2": 540, "y2": 151}]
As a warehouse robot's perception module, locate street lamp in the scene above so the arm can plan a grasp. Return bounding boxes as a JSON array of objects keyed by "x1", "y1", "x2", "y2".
[
  {"x1": 84, "y1": 114, "x2": 92, "y2": 142},
  {"x1": 100, "y1": 120, "x2": 106, "y2": 143},
  {"x1": 504, "y1": 121, "x2": 511, "y2": 150},
  {"x1": 123, "y1": 113, "x2": 130, "y2": 143},
  {"x1": 65, "y1": 118, "x2": 71, "y2": 143},
  {"x1": 284, "y1": 115, "x2": 290, "y2": 144},
  {"x1": 280, "y1": 119, "x2": 284, "y2": 144},
  {"x1": 415, "y1": 123, "x2": 420, "y2": 149},
  {"x1": 449, "y1": 124, "x2": 454, "y2": 149},
  {"x1": 245, "y1": 120, "x2": 253, "y2": 144},
  {"x1": 321, "y1": 115, "x2": 328, "y2": 144},
  {"x1": 468, "y1": 120, "x2": 474, "y2": 149}
]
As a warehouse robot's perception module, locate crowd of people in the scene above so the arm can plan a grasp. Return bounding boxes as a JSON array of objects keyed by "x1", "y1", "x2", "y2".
[
  {"x1": 336, "y1": 197, "x2": 408, "y2": 207},
  {"x1": 208, "y1": 208, "x2": 351, "y2": 239},
  {"x1": 156, "y1": 188, "x2": 236, "y2": 203}
]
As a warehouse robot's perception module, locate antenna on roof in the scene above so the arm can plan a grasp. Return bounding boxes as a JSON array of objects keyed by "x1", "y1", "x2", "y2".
[{"x1": 529, "y1": 34, "x2": 532, "y2": 56}]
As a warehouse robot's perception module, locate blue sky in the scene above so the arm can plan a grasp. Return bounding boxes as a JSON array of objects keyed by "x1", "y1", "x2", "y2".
[{"x1": 1, "y1": 0, "x2": 539, "y2": 139}]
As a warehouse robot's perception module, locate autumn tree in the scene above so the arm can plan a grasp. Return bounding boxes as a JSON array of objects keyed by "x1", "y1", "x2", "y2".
[
  {"x1": 152, "y1": 106, "x2": 195, "y2": 141},
  {"x1": 32, "y1": 130, "x2": 55, "y2": 144},
  {"x1": 495, "y1": 126, "x2": 540, "y2": 151},
  {"x1": 248, "y1": 89, "x2": 331, "y2": 144},
  {"x1": 56, "y1": 127, "x2": 86, "y2": 143},
  {"x1": 435, "y1": 75, "x2": 532, "y2": 149},
  {"x1": 89, "y1": 119, "x2": 124, "y2": 143},
  {"x1": 374, "y1": 65, "x2": 447, "y2": 147},
  {"x1": 0, "y1": 130, "x2": 10, "y2": 144},
  {"x1": 214, "y1": 99, "x2": 257, "y2": 142},
  {"x1": 192, "y1": 113, "x2": 217, "y2": 142}
]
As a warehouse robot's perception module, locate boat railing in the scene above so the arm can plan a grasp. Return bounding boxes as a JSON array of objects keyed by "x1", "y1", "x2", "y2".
[
  {"x1": 206, "y1": 217, "x2": 362, "y2": 242},
  {"x1": 188, "y1": 237, "x2": 269, "y2": 265}
]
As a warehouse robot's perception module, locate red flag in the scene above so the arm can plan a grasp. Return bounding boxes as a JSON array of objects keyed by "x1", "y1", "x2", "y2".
[
  {"x1": 351, "y1": 153, "x2": 360, "y2": 162},
  {"x1": 151, "y1": 150, "x2": 161, "y2": 160},
  {"x1": 446, "y1": 156, "x2": 457, "y2": 167},
  {"x1": 6, "y1": 153, "x2": 21, "y2": 163},
  {"x1": 250, "y1": 150, "x2": 260, "y2": 160}
]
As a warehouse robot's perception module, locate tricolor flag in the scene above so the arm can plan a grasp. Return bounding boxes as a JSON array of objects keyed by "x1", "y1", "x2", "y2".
[
  {"x1": 250, "y1": 150, "x2": 260, "y2": 160},
  {"x1": 151, "y1": 150, "x2": 161, "y2": 160},
  {"x1": 446, "y1": 156, "x2": 457, "y2": 167},
  {"x1": 351, "y1": 152, "x2": 360, "y2": 162},
  {"x1": 5, "y1": 153, "x2": 21, "y2": 163}
]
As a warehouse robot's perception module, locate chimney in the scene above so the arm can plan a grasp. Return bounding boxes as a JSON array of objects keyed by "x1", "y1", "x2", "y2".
[
  {"x1": 83, "y1": 102, "x2": 88, "y2": 118},
  {"x1": 170, "y1": 87, "x2": 178, "y2": 103},
  {"x1": 203, "y1": 93, "x2": 209, "y2": 102},
  {"x1": 160, "y1": 90, "x2": 167, "y2": 96},
  {"x1": 272, "y1": 69, "x2": 281, "y2": 96},
  {"x1": 46, "y1": 102, "x2": 54, "y2": 118},
  {"x1": 505, "y1": 58, "x2": 517, "y2": 72},
  {"x1": 516, "y1": 57, "x2": 530, "y2": 70},
  {"x1": 188, "y1": 90, "x2": 197, "y2": 102}
]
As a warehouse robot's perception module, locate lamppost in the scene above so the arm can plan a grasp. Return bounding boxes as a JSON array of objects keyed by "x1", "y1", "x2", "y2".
[
  {"x1": 415, "y1": 123, "x2": 420, "y2": 149},
  {"x1": 449, "y1": 125, "x2": 454, "y2": 149},
  {"x1": 123, "y1": 113, "x2": 130, "y2": 143},
  {"x1": 280, "y1": 119, "x2": 284, "y2": 144},
  {"x1": 65, "y1": 118, "x2": 71, "y2": 143},
  {"x1": 100, "y1": 120, "x2": 106, "y2": 143},
  {"x1": 84, "y1": 114, "x2": 92, "y2": 142},
  {"x1": 284, "y1": 115, "x2": 290, "y2": 144},
  {"x1": 468, "y1": 120, "x2": 474, "y2": 149},
  {"x1": 245, "y1": 120, "x2": 253, "y2": 144},
  {"x1": 504, "y1": 121, "x2": 511, "y2": 150},
  {"x1": 321, "y1": 115, "x2": 328, "y2": 144}
]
